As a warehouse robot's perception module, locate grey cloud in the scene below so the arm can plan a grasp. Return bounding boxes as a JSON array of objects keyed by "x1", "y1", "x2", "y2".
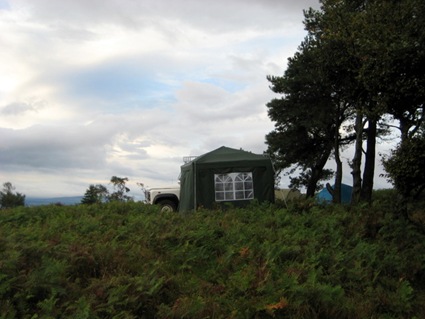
[
  {"x1": 174, "y1": 80, "x2": 269, "y2": 123},
  {"x1": 0, "y1": 101, "x2": 42, "y2": 115},
  {"x1": 0, "y1": 105, "x2": 177, "y2": 173},
  {"x1": 50, "y1": 25, "x2": 97, "y2": 42},
  {"x1": 0, "y1": 126, "x2": 105, "y2": 170},
  {"x1": 15, "y1": 0, "x2": 320, "y2": 33}
]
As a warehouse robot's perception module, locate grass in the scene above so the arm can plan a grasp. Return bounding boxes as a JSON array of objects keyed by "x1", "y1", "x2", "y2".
[{"x1": 1, "y1": 193, "x2": 424, "y2": 318}]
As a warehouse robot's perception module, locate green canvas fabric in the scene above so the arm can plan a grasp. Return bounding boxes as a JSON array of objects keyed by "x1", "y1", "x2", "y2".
[{"x1": 179, "y1": 146, "x2": 275, "y2": 212}]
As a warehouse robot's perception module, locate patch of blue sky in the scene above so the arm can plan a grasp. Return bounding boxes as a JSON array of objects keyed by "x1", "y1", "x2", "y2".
[
  {"x1": 64, "y1": 64, "x2": 176, "y2": 111},
  {"x1": 199, "y1": 77, "x2": 246, "y2": 93},
  {"x1": 127, "y1": 90, "x2": 177, "y2": 111},
  {"x1": 0, "y1": 0, "x2": 10, "y2": 10},
  {"x1": 237, "y1": 32, "x2": 305, "y2": 56}
]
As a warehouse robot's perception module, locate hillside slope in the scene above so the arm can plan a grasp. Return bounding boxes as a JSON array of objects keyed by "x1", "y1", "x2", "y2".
[{"x1": 1, "y1": 200, "x2": 424, "y2": 318}]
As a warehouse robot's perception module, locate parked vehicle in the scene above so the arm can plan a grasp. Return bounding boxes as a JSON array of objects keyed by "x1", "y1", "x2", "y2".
[{"x1": 144, "y1": 186, "x2": 180, "y2": 212}]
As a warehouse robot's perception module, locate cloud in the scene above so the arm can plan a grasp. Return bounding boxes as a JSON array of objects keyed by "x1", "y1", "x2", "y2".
[
  {"x1": 1, "y1": 0, "x2": 393, "y2": 199},
  {"x1": 1, "y1": 102, "x2": 37, "y2": 115},
  {"x1": 0, "y1": 125, "x2": 109, "y2": 169},
  {"x1": 12, "y1": 0, "x2": 319, "y2": 32}
]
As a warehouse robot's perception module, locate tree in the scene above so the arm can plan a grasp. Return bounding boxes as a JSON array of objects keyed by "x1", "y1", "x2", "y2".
[
  {"x1": 268, "y1": 0, "x2": 424, "y2": 204},
  {"x1": 382, "y1": 135, "x2": 425, "y2": 200},
  {"x1": 304, "y1": 0, "x2": 386, "y2": 204},
  {"x1": 108, "y1": 176, "x2": 133, "y2": 202},
  {"x1": 353, "y1": 0, "x2": 425, "y2": 144},
  {"x1": 81, "y1": 184, "x2": 108, "y2": 205},
  {"x1": 0, "y1": 182, "x2": 25, "y2": 208},
  {"x1": 333, "y1": 0, "x2": 424, "y2": 203},
  {"x1": 266, "y1": 39, "x2": 334, "y2": 198},
  {"x1": 266, "y1": 12, "x2": 355, "y2": 200},
  {"x1": 342, "y1": 0, "x2": 425, "y2": 202}
]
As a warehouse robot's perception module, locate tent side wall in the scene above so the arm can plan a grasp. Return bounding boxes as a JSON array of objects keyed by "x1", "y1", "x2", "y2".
[
  {"x1": 180, "y1": 158, "x2": 275, "y2": 211},
  {"x1": 179, "y1": 162, "x2": 195, "y2": 212},
  {"x1": 197, "y1": 161, "x2": 275, "y2": 210}
]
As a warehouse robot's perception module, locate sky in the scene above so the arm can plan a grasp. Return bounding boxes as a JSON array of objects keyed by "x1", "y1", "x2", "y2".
[{"x1": 0, "y1": 0, "x2": 394, "y2": 199}]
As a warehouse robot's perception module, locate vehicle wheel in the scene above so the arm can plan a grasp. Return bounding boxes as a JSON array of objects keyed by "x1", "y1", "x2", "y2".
[{"x1": 157, "y1": 199, "x2": 177, "y2": 212}]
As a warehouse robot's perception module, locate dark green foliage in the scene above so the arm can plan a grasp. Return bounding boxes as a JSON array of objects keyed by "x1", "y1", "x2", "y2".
[
  {"x1": 81, "y1": 177, "x2": 133, "y2": 205},
  {"x1": 108, "y1": 176, "x2": 132, "y2": 202},
  {"x1": 267, "y1": 0, "x2": 425, "y2": 203},
  {"x1": 382, "y1": 136, "x2": 425, "y2": 199},
  {"x1": 265, "y1": 38, "x2": 338, "y2": 197},
  {"x1": 0, "y1": 182, "x2": 25, "y2": 209},
  {"x1": 81, "y1": 184, "x2": 109, "y2": 205},
  {"x1": 1, "y1": 201, "x2": 424, "y2": 318}
]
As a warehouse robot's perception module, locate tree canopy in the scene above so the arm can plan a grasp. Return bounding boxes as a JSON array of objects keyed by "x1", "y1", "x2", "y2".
[
  {"x1": 266, "y1": 0, "x2": 425, "y2": 204},
  {"x1": 266, "y1": 37, "x2": 340, "y2": 197},
  {"x1": 108, "y1": 176, "x2": 133, "y2": 202},
  {"x1": 81, "y1": 176, "x2": 133, "y2": 205},
  {"x1": 81, "y1": 184, "x2": 109, "y2": 205},
  {"x1": 382, "y1": 135, "x2": 425, "y2": 199},
  {"x1": 0, "y1": 182, "x2": 25, "y2": 209}
]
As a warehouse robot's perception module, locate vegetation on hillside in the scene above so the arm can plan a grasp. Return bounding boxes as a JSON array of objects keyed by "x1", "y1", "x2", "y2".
[{"x1": 1, "y1": 191, "x2": 424, "y2": 318}]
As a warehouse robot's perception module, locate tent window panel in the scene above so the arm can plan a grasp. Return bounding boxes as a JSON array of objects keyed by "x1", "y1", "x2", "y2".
[
  {"x1": 224, "y1": 182, "x2": 233, "y2": 191},
  {"x1": 215, "y1": 192, "x2": 225, "y2": 201},
  {"x1": 216, "y1": 183, "x2": 224, "y2": 192},
  {"x1": 225, "y1": 192, "x2": 234, "y2": 200},
  {"x1": 234, "y1": 181, "x2": 244, "y2": 190},
  {"x1": 235, "y1": 191, "x2": 245, "y2": 199},
  {"x1": 214, "y1": 172, "x2": 254, "y2": 202}
]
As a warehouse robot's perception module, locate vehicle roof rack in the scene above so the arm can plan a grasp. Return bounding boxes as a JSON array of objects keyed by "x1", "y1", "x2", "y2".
[{"x1": 183, "y1": 156, "x2": 198, "y2": 163}]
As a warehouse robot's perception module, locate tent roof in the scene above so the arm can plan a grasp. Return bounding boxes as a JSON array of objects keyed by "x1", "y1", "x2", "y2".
[{"x1": 183, "y1": 146, "x2": 270, "y2": 165}]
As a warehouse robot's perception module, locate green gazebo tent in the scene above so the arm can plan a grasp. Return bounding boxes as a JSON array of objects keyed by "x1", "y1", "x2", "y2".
[{"x1": 179, "y1": 146, "x2": 275, "y2": 212}]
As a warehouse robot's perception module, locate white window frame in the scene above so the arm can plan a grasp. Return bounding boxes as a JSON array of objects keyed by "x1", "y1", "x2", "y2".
[{"x1": 214, "y1": 172, "x2": 254, "y2": 202}]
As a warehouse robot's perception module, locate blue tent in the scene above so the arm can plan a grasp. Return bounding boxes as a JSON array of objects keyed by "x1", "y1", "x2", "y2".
[{"x1": 317, "y1": 184, "x2": 353, "y2": 204}]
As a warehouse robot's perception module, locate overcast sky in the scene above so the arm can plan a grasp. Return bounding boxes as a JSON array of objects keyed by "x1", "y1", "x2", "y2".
[{"x1": 0, "y1": 0, "x2": 393, "y2": 199}]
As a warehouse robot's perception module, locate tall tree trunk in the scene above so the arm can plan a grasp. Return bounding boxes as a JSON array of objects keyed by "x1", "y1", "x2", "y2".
[
  {"x1": 399, "y1": 117, "x2": 410, "y2": 144},
  {"x1": 334, "y1": 157, "x2": 343, "y2": 203},
  {"x1": 351, "y1": 110, "x2": 364, "y2": 205},
  {"x1": 306, "y1": 169, "x2": 320, "y2": 198},
  {"x1": 305, "y1": 147, "x2": 332, "y2": 198},
  {"x1": 333, "y1": 110, "x2": 342, "y2": 203},
  {"x1": 360, "y1": 117, "x2": 376, "y2": 203}
]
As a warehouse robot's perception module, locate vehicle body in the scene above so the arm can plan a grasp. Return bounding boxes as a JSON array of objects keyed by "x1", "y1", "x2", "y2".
[{"x1": 144, "y1": 186, "x2": 180, "y2": 212}]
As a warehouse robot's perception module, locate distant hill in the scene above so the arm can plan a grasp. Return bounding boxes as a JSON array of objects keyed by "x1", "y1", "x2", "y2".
[{"x1": 25, "y1": 196, "x2": 83, "y2": 206}]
